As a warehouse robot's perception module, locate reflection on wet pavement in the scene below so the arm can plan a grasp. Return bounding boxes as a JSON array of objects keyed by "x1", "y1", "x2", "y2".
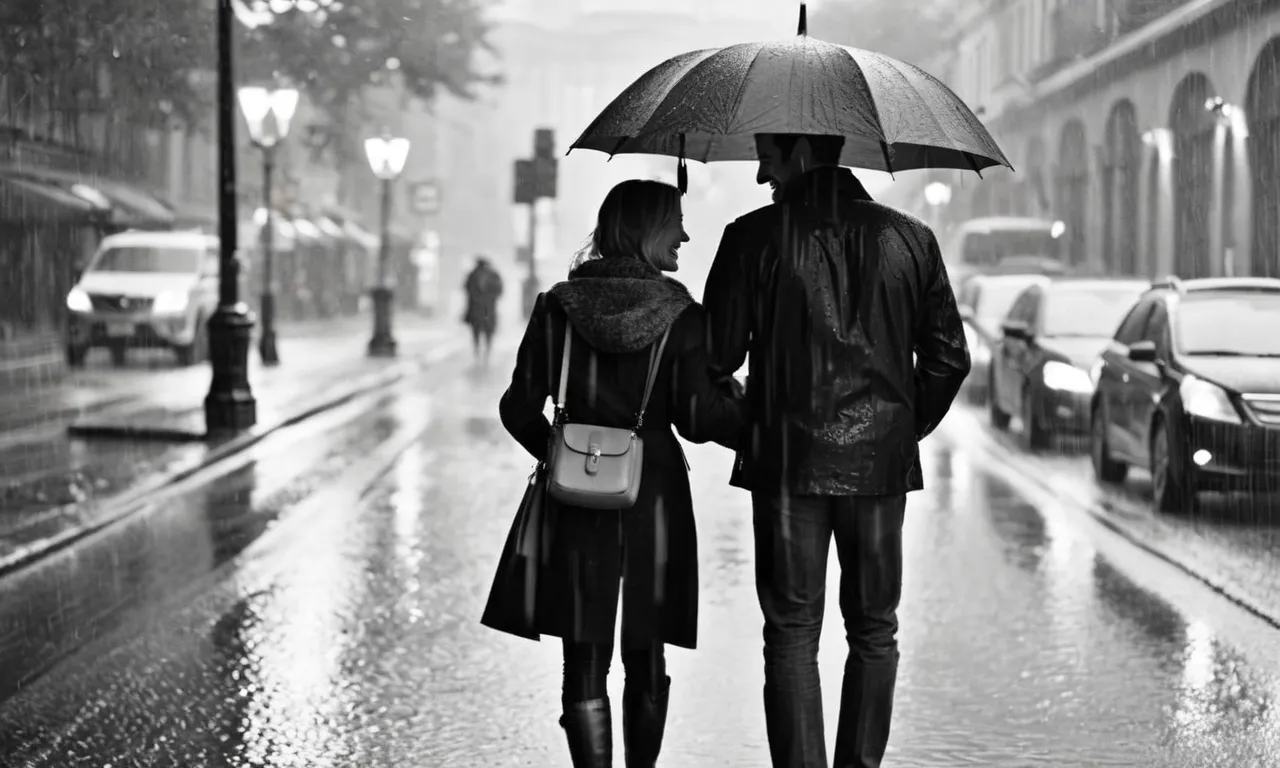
[{"x1": 0, "y1": 349, "x2": 1276, "y2": 766}]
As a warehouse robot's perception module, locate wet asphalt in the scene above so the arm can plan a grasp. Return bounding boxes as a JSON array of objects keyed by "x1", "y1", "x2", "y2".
[{"x1": 0, "y1": 340, "x2": 1278, "y2": 767}]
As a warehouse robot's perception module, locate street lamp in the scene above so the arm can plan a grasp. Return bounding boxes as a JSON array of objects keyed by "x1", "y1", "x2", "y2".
[
  {"x1": 238, "y1": 85, "x2": 299, "y2": 366},
  {"x1": 206, "y1": 0, "x2": 257, "y2": 432},
  {"x1": 364, "y1": 132, "x2": 411, "y2": 358}
]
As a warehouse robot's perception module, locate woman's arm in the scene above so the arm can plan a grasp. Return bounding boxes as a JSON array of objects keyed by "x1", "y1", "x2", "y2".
[
  {"x1": 668, "y1": 305, "x2": 747, "y2": 450},
  {"x1": 499, "y1": 293, "x2": 554, "y2": 461}
]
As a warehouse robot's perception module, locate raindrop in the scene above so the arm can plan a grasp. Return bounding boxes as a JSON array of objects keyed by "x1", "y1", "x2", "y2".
[
  {"x1": 386, "y1": 57, "x2": 401, "y2": 71},
  {"x1": 269, "y1": 0, "x2": 294, "y2": 13},
  {"x1": 296, "y1": 0, "x2": 319, "y2": 10},
  {"x1": 332, "y1": 34, "x2": 347, "y2": 48}
]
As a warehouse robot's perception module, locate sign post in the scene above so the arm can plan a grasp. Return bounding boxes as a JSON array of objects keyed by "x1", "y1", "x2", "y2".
[{"x1": 514, "y1": 128, "x2": 558, "y2": 318}]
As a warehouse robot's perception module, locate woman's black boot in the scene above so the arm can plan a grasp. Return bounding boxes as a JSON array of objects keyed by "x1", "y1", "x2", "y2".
[
  {"x1": 560, "y1": 697, "x2": 613, "y2": 767},
  {"x1": 622, "y1": 675, "x2": 670, "y2": 767}
]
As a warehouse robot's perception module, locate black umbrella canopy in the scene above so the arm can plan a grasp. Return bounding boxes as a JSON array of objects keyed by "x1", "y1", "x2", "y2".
[{"x1": 570, "y1": 6, "x2": 1011, "y2": 176}]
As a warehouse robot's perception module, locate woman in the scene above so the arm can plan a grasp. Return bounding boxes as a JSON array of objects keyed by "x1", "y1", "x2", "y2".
[{"x1": 488, "y1": 179, "x2": 744, "y2": 767}]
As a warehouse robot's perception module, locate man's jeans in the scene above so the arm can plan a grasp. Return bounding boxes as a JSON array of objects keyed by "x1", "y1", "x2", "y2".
[{"x1": 752, "y1": 492, "x2": 906, "y2": 768}]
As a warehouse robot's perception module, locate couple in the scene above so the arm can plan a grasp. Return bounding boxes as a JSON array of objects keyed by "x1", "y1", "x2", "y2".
[{"x1": 486, "y1": 133, "x2": 971, "y2": 768}]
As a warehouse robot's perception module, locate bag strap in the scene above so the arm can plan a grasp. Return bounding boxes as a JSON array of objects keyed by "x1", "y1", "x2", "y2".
[
  {"x1": 635, "y1": 325, "x2": 672, "y2": 429},
  {"x1": 555, "y1": 320, "x2": 572, "y2": 416},
  {"x1": 555, "y1": 318, "x2": 672, "y2": 430}
]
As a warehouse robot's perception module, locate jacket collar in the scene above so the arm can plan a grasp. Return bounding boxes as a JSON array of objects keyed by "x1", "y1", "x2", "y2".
[
  {"x1": 548, "y1": 256, "x2": 694, "y2": 354},
  {"x1": 779, "y1": 166, "x2": 874, "y2": 208}
]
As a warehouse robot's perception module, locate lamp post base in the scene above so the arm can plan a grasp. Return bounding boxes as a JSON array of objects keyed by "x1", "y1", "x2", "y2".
[
  {"x1": 367, "y1": 286, "x2": 398, "y2": 358},
  {"x1": 258, "y1": 291, "x2": 280, "y2": 366},
  {"x1": 204, "y1": 303, "x2": 258, "y2": 432}
]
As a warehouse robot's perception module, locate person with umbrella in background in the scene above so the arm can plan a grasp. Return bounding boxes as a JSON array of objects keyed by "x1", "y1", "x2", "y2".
[
  {"x1": 568, "y1": 4, "x2": 1003, "y2": 765},
  {"x1": 463, "y1": 254, "x2": 504, "y2": 366}
]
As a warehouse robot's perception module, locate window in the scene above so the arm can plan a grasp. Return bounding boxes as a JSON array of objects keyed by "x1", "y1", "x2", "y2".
[
  {"x1": 1175, "y1": 292, "x2": 1280, "y2": 357},
  {"x1": 90, "y1": 246, "x2": 202, "y2": 274},
  {"x1": 1113, "y1": 299, "x2": 1153, "y2": 344},
  {"x1": 975, "y1": 279, "x2": 1043, "y2": 322},
  {"x1": 1041, "y1": 285, "x2": 1148, "y2": 337},
  {"x1": 1007, "y1": 289, "x2": 1040, "y2": 324},
  {"x1": 1145, "y1": 301, "x2": 1171, "y2": 358}
]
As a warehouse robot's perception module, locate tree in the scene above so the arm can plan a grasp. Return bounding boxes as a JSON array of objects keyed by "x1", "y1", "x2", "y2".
[
  {"x1": 0, "y1": 0, "x2": 213, "y2": 137},
  {"x1": 237, "y1": 0, "x2": 500, "y2": 174},
  {"x1": 806, "y1": 0, "x2": 961, "y2": 66}
]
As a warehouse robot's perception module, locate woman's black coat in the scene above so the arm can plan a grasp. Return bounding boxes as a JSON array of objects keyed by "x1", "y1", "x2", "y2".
[{"x1": 487, "y1": 256, "x2": 743, "y2": 650}]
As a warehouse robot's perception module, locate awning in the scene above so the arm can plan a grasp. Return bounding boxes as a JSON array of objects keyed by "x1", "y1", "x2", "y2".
[
  {"x1": 0, "y1": 164, "x2": 175, "y2": 228},
  {"x1": 0, "y1": 173, "x2": 110, "y2": 224}
]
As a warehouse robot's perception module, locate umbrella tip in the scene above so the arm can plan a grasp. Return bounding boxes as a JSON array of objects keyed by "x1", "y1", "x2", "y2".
[{"x1": 798, "y1": 2, "x2": 807, "y2": 36}]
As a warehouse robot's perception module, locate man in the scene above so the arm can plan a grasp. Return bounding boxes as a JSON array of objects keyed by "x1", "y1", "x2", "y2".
[
  {"x1": 463, "y1": 255, "x2": 504, "y2": 366},
  {"x1": 702, "y1": 133, "x2": 970, "y2": 767}
]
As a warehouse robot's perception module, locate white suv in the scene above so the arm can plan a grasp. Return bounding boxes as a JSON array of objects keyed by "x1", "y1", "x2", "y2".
[{"x1": 65, "y1": 230, "x2": 220, "y2": 367}]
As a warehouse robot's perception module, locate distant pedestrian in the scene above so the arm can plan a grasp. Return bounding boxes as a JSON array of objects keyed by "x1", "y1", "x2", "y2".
[{"x1": 463, "y1": 255, "x2": 504, "y2": 365}]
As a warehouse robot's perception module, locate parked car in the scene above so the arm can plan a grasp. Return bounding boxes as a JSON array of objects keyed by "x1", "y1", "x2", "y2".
[
  {"x1": 1089, "y1": 277, "x2": 1280, "y2": 512},
  {"x1": 987, "y1": 276, "x2": 1150, "y2": 449},
  {"x1": 65, "y1": 230, "x2": 220, "y2": 367},
  {"x1": 958, "y1": 273, "x2": 1052, "y2": 403}
]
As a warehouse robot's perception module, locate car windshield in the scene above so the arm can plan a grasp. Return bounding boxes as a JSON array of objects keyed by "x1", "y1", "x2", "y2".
[
  {"x1": 961, "y1": 230, "x2": 1062, "y2": 267},
  {"x1": 974, "y1": 279, "x2": 1040, "y2": 322},
  {"x1": 1041, "y1": 286, "x2": 1146, "y2": 337},
  {"x1": 91, "y1": 246, "x2": 201, "y2": 274},
  {"x1": 1176, "y1": 293, "x2": 1280, "y2": 357}
]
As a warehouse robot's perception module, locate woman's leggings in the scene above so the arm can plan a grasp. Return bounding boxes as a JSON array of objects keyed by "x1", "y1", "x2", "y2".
[{"x1": 562, "y1": 639, "x2": 665, "y2": 706}]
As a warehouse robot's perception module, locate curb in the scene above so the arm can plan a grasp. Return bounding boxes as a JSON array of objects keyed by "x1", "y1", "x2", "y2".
[
  {"x1": 937, "y1": 413, "x2": 1280, "y2": 632},
  {"x1": 0, "y1": 337, "x2": 467, "y2": 579}
]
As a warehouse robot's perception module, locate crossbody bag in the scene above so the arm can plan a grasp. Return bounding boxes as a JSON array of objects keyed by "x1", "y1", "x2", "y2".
[{"x1": 546, "y1": 320, "x2": 672, "y2": 510}]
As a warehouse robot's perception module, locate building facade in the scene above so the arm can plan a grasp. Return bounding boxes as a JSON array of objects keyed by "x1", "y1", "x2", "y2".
[{"x1": 880, "y1": 0, "x2": 1280, "y2": 281}]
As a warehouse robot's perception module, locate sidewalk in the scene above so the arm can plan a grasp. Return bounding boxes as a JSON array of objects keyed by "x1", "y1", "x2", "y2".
[
  {"x1": 0, "y1": 316, "x2": 396, "y2": 437},
  {"x1": 0, "y1": 315, "x2": 469, "y2": 575}
]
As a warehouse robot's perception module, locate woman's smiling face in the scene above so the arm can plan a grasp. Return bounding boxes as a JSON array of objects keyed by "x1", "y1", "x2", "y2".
[{"x1": 647, "y1": 202, "x2": 690, "y2": 272}]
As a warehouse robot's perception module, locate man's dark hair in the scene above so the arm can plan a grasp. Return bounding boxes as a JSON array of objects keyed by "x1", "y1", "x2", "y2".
[{"x1": 770, "y1": 133, "x2": 846, "y2": 165}]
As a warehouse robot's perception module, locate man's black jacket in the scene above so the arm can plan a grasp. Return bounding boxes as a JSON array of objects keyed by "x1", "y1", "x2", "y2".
[{"x1": 703, "y1": 167, "x2": 970, "y2": 496}]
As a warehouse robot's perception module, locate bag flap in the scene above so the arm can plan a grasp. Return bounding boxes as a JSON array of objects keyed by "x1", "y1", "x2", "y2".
[{"x1": 559, "y1": 424, "x2": 635, "y2": 456}]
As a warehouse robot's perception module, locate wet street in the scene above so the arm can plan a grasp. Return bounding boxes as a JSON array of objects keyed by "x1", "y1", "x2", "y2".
[{"x1": 1, "y1": 340, "x2": 1279, "y2": 767}]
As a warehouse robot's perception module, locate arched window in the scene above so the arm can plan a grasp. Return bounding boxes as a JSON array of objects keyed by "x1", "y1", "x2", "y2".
[
  {"x1": 1103, "y1": 100, "x2": 1141, "y2": 275},
  {"x1": 1247, "y1": 38, "x2": 1280, "y2": 277},
  {"x1": 1056, "y1": 120, "x2": 1088, "y2": 267},
  {"x1": 1168, "y1": 73, "x2": 1217, "y2": 278}
]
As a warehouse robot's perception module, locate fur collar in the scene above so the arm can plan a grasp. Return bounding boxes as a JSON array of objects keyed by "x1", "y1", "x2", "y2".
[{"x1": 548, "y1": 257, "x2": 694, "y2": 354}]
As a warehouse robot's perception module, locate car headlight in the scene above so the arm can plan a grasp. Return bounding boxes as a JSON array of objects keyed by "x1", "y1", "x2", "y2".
[
  {"x1": 1180, "y1": 375, "x2": 1241, "y2": 424},
  {"x1": 152, "y1": 289, "x2": 190, "y2": 315},
  {"x1": 1042, "y1": 360, "x2": 1093, "y2": 393},
  {"x1": 66, "y1": 288, "x2": 92, "y2": 313}
]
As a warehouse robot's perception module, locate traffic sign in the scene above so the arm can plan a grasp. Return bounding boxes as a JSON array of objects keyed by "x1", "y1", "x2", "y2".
[{"x1": 411, "y1": 181, "x2": 441, "y2": 214}]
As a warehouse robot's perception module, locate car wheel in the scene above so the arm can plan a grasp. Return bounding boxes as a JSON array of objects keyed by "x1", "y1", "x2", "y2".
[
  {"x1": 1021, "y1": 385, "x2": 1050, "y2": 451},
  {"x1": 1151, "y1": 419, "x2": 1195, "y2": 514},
  {"x1": 108, "y1": 341, "x2": 128, "y2": 367},
  {"x1": 988, "y1": 371, "x2": 1011, "y2": 431},
  {"x1": 66, "y1": 344, "x2": 89, "y2": 368},
  {"x1": 1090, "y1": 406, "x2": 1127, "y2": 484}
]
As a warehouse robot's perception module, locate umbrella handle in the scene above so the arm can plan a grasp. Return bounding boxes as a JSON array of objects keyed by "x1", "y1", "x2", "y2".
[{"x1": 677, "y1": 135, "x2": 688, "y2": 195}]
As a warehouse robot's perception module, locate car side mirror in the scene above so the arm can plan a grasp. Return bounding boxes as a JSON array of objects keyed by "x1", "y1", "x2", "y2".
[
  {"x1": 1001, "y1": 320, "x2": 1031, "y2": 340},
  {"x1": 1127, "y1": 340, "x2": 1158, "y2": 363}
]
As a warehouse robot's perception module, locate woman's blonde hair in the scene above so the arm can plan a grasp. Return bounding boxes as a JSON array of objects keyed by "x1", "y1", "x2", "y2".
[{"x1": 571, "y1": 179, "x2": 681, "y2": 271}]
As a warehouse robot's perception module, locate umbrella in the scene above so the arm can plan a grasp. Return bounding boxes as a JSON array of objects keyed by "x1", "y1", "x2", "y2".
[{"x1": 570, "y1": 3, "x2": 1011, "y2": 189}]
